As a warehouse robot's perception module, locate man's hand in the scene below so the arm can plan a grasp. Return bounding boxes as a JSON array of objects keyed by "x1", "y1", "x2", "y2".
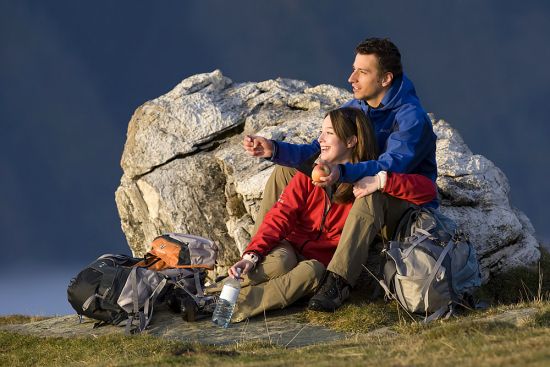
[
  {"x1": 353, "y1": 175, "x2": 379, "y2": 198},
  {"x1": 312, "y1": 163, "x2": 340, "y2": 187},
  {"x1": 242, "y1": 135, "x2": 273, "y2": 158},
  {"x1": 228, "y1": 259, "x2": 254, "y2": 279}
]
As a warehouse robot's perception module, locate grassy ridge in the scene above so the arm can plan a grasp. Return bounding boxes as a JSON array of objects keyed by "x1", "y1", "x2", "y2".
[
  {"x1": 0, "y1": 315, "x2": 49, "y2": 326},
  {"x1": 299, "y1": 248, "x2": 550, "y2": 333},
  {"x1": 2, "y1": 249, "x2": 549, "y2": 366},
  {"x1": 2, "y1": 304, "x2": 550, "y2": 367}
]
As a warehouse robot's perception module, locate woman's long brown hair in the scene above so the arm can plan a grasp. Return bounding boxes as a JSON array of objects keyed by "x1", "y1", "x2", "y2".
[{"x1": 327, "y1": 107, "x2": 378, "y2": 203}]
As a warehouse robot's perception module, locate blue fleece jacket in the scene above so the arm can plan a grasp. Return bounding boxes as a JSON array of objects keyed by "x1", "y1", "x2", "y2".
[{"x1": 271, "y1": 74, "x2": 438, "y2": 185}]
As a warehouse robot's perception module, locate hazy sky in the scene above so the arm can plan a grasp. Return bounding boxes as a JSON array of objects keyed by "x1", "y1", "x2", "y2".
[{"x1": 1, "y1": 0, "x2": 549, "y2": 276}]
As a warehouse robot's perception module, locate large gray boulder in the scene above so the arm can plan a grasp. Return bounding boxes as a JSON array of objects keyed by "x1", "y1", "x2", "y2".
[{"x1": 115, "y1": 70, "x2": 540, "y2": 281}]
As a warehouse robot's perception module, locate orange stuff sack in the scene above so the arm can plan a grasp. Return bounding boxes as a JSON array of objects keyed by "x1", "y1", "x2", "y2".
[{"x1": 135, "y1": 233, "x2": 218, "y2": 271}]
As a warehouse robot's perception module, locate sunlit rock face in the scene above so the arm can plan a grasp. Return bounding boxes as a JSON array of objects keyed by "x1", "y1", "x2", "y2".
[{"x1": 116, "y1": 70, "x2": 540, "y2": 280}]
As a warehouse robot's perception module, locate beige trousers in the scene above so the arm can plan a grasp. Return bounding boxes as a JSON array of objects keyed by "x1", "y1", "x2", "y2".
[
  {"x1": 254, "y1": 165, "x2": 412, "y2": 287},
  {"x1": 207, "y1": 241, "x2": 325, "y2": 322}
]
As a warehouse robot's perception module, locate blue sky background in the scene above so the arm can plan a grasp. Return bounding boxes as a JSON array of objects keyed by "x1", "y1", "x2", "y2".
[{"x1": 1, "y1": 0, "x2": 549, "y2": 315}]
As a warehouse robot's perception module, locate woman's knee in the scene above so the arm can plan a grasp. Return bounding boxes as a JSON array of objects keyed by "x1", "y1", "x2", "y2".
[
  {"x1": 350, "y1": 191, "x2": 384, "y2": 217},
  {"x1": 252, "y1": 242, "x2": 298, "y2": 280},
  {"x1": 266, "y1": 243, "x2": 298, "y2": 276}
]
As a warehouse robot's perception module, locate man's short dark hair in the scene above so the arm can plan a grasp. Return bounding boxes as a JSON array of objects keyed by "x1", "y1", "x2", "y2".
[{"x1": 355, "y1": 38, "x2": 403, "y2": 79}]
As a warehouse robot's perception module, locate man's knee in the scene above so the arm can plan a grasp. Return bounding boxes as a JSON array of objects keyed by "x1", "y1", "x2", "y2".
[
  {"x1": 255, "y1": 166, "x2": 296, "y2": 226},
  {"x1": 349, "y1": 191, "x2": 385, "y2": 219},
  {"x1": 271, "y1": 165, "x2": 296, "y2": 188}
]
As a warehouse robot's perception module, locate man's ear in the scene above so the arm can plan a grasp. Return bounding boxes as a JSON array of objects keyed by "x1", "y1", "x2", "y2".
[
  {"x1": 347, "y1": 135, "x2": 358, "y2": 148},
  {"x1": 381, "y1": 72, "x2": 393, "y2": 87}
]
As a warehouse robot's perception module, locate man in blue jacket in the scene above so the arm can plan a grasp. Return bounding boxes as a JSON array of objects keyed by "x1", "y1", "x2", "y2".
[{"x1": 242, "y1": 38, "x2": 437, "y2": 311}]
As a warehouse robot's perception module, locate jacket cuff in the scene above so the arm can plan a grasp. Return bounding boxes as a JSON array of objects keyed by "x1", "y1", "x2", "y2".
[
  {"x1": 377, "y1": 171, "x2": 388, "y2": 191},
  {"x1": 267, "y1": 140, "x2": 279, "y2": 161},
  {"x1": 242, "y1": 251, "x2": 262, "y2": 265}
]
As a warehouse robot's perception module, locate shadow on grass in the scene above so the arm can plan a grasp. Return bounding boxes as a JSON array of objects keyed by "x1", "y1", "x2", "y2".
[
  {"x1": 532, "y1": 308, "x2": 550, "y2": 327},
  {"x1": 478, "y1": 247, "x2": 550, "y2": 304}
]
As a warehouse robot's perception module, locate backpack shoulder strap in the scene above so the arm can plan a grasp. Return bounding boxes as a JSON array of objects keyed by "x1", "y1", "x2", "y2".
[
  {"x1": 392, "y1": 206, "x2": 420, "y2": 242},
  {"x1": 402, "y1": 229, "x2": 432, "y2": 258},
  {"x1": 420, "y1": 240, "x2": 454, "y2": 319},
  {"x1": 124, "y1": 268, "x2": 168, "y2": 334}
]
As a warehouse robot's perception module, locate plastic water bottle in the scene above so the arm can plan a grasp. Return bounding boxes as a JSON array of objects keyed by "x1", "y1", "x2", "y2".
[{"x1": 212, "y1": 269, "x2": 241, "y2": 328}]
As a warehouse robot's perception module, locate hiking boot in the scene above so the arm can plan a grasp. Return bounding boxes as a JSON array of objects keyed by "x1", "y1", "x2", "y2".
[{"x1": 308, "y1": 271, "x2": 350, "y2": 312}]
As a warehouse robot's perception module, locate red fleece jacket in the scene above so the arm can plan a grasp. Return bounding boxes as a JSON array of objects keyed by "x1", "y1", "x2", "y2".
[{"x1": 244, "y1": 172, "x2": 436, "y2": 267}]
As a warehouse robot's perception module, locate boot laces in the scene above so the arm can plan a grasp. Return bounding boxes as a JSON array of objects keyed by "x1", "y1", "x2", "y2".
[{"x1": 319, "y1": 273, "x2": 344, "y2": 299}]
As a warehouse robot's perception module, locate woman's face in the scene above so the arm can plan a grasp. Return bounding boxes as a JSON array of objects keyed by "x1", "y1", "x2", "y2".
[{"x1": 318, "y1": 116, "x2": 354, "y2": 164}]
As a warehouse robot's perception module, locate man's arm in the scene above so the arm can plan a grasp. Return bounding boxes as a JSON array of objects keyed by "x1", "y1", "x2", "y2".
[
  {"x1": 244, "y1": 104, "x2": 436, "y2": 183},
  {"x1": 340, "y1": 109, "x2": 436, "y2": 183},
  {"x1": 270, "y1": 139, "x2": 321, "y2": 168},
  {"x1": 268, "y1": 100, "x2": 361, "y2": 165},
  {"x1": 243, "y1": 135, "x2": 319, "y2": 167}
]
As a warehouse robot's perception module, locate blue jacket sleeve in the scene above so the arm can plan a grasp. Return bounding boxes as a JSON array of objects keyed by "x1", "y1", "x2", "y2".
[
  {"x1": 340, "y1": 107, "x2": 436, "y2": 183},
  {"x1": 270, "y1": 100, "x2": 360, "y2": 167},
  {"x1": 270, "y1": 139, "x2": 321, "y2": 168}
]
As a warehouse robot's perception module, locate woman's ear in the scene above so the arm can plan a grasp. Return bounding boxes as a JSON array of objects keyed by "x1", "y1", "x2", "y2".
[{"x1": 347, "y1": 135, "x2": 358, "y2": 148}]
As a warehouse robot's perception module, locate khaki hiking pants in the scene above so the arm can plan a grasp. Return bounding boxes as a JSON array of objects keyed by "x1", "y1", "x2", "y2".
[
  {"x1": 207, "y1": 241, "x2": 325, "y2": 322},
  {"x1": 254, "y1": 165, "x2": 413, "y2": 287}
]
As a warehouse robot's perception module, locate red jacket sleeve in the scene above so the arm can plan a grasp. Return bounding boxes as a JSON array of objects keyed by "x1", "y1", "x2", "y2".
[
  {"x1": 243, "y1": 172, "x2": 312, "y2": 259},
  {"x1": 383, "y1": 173, "x2": 437, "y2": 205}
]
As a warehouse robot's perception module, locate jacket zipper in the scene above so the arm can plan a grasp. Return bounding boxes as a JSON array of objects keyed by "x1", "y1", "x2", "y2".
[
  {"x1": 299, "y1": 188, "x2": 332, "y2": 253},
  {"x1": 318, "y1": 189, "x2": 331, "y2": 235}
]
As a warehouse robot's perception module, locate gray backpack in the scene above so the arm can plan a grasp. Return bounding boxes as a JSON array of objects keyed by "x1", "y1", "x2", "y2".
[{"x1": 379, "y1": 208, "x2": 481, "y2": 322}]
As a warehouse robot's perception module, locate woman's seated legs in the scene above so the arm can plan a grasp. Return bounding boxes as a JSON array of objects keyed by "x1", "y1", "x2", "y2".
[
  {"x1": 207, "y1": 241, "x2": 298, "y2": 294},
  {"x1": 232, "y1": 258, "x2": 326, "y2": 322}
]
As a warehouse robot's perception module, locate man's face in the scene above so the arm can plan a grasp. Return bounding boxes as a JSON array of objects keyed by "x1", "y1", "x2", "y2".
[{"x1": 348, "y1": 53, "x2": 388, "y2": 106}]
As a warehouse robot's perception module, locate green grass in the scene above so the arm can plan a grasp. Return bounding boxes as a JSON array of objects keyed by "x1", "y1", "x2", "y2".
[
  {"x1": 301, "y1": 247, "x2": 550, "y2": 333},
  {"x1": 2, "y1": 248, "x2": 549, "y2": 366},
  {"x1": 2, "y1": 304, "x2": 550, "y2": 367},
  {"x1": 300, "y1": 299, "x2": 399, "y2": 333},
  {"x1": 478, "y1": 248, "x2": 550, "y2": 304},
  {"x1": 0, "y1": 315, "x2": 50, "y2": 326}
]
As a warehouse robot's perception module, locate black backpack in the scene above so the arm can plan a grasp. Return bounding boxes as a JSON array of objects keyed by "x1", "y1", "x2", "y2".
[
  {"x1": 67, "y1": 254, "x2": 172, "y2": 333},
  {"x1": 67, "y1": 233, "x2": 218, "y2": 333}
]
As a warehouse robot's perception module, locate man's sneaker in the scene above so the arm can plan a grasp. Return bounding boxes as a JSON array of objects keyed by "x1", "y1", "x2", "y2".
[{"x1": 308, "y1": 271, "x2": 350, "y2": 312}]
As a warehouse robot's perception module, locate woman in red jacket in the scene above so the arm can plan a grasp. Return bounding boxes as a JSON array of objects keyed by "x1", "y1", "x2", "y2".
[{"x1": 221, "y1": 107, "x2": 436, "y2": 322}]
